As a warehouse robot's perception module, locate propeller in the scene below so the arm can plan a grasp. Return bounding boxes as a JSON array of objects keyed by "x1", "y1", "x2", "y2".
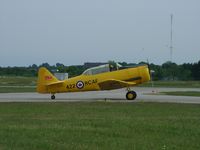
[{"x1": 146, "y1": 59, "x2": 156, "y2": 93}]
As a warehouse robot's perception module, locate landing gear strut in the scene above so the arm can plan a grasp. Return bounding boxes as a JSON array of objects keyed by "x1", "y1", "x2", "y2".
[
  {"x1": 126, "y1": 90, "x2": 137, "y2": 100},
  {"x1": 51, "y1": 94, "x2": 55, "y2": 100}
]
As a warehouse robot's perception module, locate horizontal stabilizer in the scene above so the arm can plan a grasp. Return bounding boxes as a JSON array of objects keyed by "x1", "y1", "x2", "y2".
[{"x1": 46, "y1": 81, "x2": 65, "y2": 86}]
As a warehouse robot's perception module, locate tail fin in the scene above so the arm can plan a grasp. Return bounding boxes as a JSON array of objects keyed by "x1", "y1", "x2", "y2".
[{"x1": 37, "y1": 67, "x2": 59, "y2": 93}]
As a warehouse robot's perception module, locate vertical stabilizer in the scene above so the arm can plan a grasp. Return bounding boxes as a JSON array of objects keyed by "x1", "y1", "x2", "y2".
[{"x1": 37, "y1": 67, "x2": 58, "y2": 93}]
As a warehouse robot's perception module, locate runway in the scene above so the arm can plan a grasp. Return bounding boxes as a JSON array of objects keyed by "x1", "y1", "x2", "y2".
[{"x1": 0, "y1": 87, "x2": 200, "y2": 104}]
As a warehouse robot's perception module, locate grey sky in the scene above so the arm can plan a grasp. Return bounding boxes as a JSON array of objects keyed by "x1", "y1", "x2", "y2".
[{"x1": 0, "y1": 0, "x2": 200, "y2": 66}]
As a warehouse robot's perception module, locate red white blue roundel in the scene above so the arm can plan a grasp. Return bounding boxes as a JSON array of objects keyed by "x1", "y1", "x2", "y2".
[{"x1": 76, "y1": 81, "x2": 84, "y2": 89}]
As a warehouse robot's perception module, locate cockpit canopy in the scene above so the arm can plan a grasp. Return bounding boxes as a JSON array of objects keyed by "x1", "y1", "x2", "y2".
[{"x1": 82, "y1": 63, "x2": 122, "y2": 75}]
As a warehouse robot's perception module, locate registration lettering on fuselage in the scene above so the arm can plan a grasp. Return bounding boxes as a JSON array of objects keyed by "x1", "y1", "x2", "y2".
[{"x1": 66, "y1": 79, "x2": 98, "y2": 89}]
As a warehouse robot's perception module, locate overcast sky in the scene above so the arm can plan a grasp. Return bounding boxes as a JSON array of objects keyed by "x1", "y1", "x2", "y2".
[{"x1": 0, "y1": 0, "x2": 200, "y2": 66}]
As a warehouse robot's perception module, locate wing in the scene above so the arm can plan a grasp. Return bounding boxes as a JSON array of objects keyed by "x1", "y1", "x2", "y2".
[{"x1": 98, "y1": 79, "x2": 136, "y2": 90}]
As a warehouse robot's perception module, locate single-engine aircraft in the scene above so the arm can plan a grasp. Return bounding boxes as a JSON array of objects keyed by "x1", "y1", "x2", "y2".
[{"x1": 37, "y1": 62, "x2": 150, "y2": 100}]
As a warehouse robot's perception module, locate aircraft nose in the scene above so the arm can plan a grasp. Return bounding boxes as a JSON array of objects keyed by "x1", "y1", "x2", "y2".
[{"x1": 142, "y1": 66, "x2": 151, "y2": 82}]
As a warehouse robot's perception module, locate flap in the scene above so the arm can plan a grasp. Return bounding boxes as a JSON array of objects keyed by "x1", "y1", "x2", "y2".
[{"x1": 98, "y1": 79, "x2": 136, "y2": 90}]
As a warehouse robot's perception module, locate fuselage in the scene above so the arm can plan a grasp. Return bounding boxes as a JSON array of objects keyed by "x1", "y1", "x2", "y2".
[{"x1": 46, "y1": 65, "x2": 150, "y2": 94}]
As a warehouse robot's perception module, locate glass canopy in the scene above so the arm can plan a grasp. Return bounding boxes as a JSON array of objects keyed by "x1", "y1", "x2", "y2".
[{"x1": 82, "y1": 63, "x2": 122, "y2": 75}]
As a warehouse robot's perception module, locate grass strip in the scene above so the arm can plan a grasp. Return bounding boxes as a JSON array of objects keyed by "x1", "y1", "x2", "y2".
[
  {"x1": 0, "y1": 86, "x2": 36, "y2": 93},
  {"x1": 0, "y1": 102, "x2": 199, "y2": 150},
  {"x1": 0, "y1": 76, "x2": 37, "y2": 86},
  {"x1": 161, "y1": 91, "x2": 200, "y2": 97},
  {"x1": 141, "y1": 81, "x2": 200, "y2": 88}
]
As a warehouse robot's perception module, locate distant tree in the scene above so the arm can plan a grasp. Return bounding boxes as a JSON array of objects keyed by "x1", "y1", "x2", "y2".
[
  {"x1": 139, "y1": 61, "x2": 148, "y2": 65},
  {"x1": 55, "y1": 63, "x2": 65, "y2": 72},
  {"x1": 118, "y1": 62, "x2": 136, "y2": 66},
  {"x1": 31, "y1": 64, "x2": 38, "y2": 69},
  {"x1": 56, "y1": 63, "x2": 64, "y2": 67},
  {"x1": 162, "y1": 61, "x2": 179, "y2": 80},
  {"x1": 149, "y1": 63, "x2": 163, "y2": 80},
  {"x1": 191, "y1": 61, "x2": 200, "y2": 80},
  {"x1": 178, "y1": 65, "x2": 192, "y2": 80},
  {"x1": 0, "y1": 60, "x2": 199, "y2": 80},
  {"x1": 65, "y1": 66, "x2": 84, "y2": 77},
  {"x1": 40, "y1": 63, "x2": 50, "y2": 69},
  {"x1": 118, "y1": 62, "x2": 128, "y2": 66}
]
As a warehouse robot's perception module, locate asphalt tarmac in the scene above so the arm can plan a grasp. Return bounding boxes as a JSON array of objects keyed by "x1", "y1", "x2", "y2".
[{"x1": 0, "y1": 87, "x2": 199, "y2": 104}]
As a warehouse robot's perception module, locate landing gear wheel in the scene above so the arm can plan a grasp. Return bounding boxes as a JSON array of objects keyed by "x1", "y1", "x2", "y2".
[
  {"x1": 51, "y1": 95, "x2": 55, "y2": 100},
  {"x1": 126, "y1": 91, "x2": 137, "y2": 100}
]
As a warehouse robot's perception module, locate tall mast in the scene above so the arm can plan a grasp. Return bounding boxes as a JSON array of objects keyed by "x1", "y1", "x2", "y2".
[{"x1": 170, "y1": 14, "x2": 173, "y2": 62}]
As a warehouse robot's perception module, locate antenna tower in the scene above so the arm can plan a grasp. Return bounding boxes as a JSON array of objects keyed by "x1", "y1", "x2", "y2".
[{"x1": 170, "y1": 14, "x2": 173, "y2": 62}]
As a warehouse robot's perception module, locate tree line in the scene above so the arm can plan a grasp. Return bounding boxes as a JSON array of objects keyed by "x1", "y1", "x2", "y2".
[{"x1": 0, "y1": 61, "x2": 199, "y2": 81}]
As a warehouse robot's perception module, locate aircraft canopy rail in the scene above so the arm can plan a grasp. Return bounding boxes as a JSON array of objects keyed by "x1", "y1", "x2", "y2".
[{"x1": 82, "y1": 63, "x2": 122, "y2": 75}]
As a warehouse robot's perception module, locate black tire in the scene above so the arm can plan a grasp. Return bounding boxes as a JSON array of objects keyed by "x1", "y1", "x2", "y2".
[
  {"x1": 51, "y1": 95, "x2": 55, "y2": 100},
  {"x1": 126, "y1": 91, "x2": 137, "y2": 100}
]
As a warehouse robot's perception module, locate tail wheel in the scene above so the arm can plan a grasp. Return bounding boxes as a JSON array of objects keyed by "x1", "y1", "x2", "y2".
[
  {"x1": 51, "y1": 95, "x2": 55, "y2": 100},
  {"x1": 126, "y1": 91, "x2": 137, "y2": 100}
]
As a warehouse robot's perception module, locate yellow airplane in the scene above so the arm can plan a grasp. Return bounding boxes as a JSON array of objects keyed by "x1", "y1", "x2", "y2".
[{"x1": 37, "y1": 63, "x2": 150, "y2": 100}]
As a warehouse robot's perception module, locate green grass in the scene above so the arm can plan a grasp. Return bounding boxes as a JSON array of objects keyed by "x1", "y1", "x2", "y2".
[
  {"x1": 0, "y1": 86, "x2": 36, "y2": 93},
  {"x1": 0, "y1": 102, "x2": 200, "y2": 150},
  {"x1": 0, "y1": 76, "x2": 36, "y2": 93},
  {"x1": 142, "y1": 81, "x2": 200, "y2": 88},
  {"x1": 0, "y1": 76, "x2": 37, "y2": 86},
  {"x1": 162, "y1": 91, "x2": 200, "y2": 97}
]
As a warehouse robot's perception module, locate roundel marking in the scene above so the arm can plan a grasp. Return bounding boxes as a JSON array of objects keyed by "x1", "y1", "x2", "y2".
[{"x1": 76, "y1": 81, "x2": 84, "y2": 89}]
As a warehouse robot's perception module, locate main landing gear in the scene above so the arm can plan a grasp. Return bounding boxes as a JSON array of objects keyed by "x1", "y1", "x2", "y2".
[
  {"x1": 51, "y1": 94, "x2": 55, "y2": 100},
  {"x1": 126, "y1": 89, "x2": 137, "y2": 100}
]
